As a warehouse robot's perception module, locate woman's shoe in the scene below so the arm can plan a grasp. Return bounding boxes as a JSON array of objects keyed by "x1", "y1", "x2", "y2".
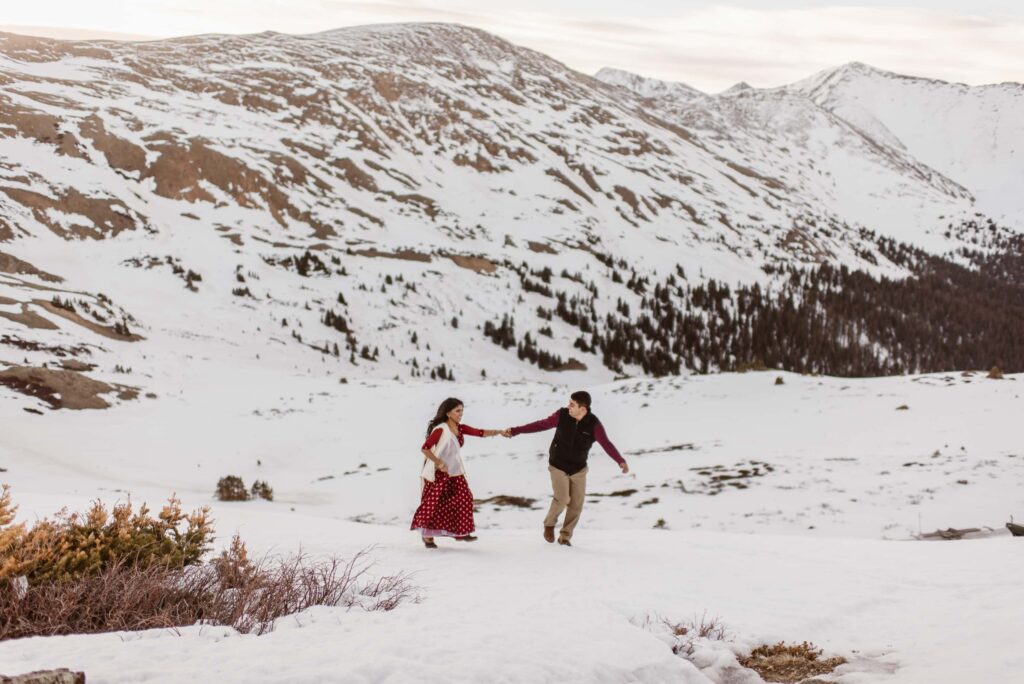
[
  {"x1": 455, "y1": 535, "x2": 478, "y2": 542},
  {"x1": 423, "y1": 537, "x2": 438, "y2": 548}
]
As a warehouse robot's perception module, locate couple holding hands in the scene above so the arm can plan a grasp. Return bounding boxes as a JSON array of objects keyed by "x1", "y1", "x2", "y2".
[{"x1": 411, "y1": 391, "x2": 629, "y2": 548}]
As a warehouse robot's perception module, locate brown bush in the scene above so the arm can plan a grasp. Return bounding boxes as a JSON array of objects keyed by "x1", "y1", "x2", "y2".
[
  {"x1": 0, "y1": 490, "x2": 212, "y2": 585},
  {"x1": 250, "y1": 480, "x2": 274, "y2": 501},
  {"x1": 1, "y1": 491, "x2": 414, "y2": 641},
  {"x1": 739, "y1": 641, "x2": 846, "y2": 682},
  {"x1": 216, "y1": 475, "x2": 249, "y2": 501},
  {"x1": 0, "y1": 485, "x2": 26, "y2": 578},
  {"x1": 987, "y1": 365, "x2": 1004, "y2": 379},
  {"x1": 0, "y1": 545, "x2": 415, "y2": 640}
]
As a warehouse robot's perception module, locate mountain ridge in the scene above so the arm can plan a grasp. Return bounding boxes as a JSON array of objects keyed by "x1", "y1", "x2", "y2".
[{"x1": 0, "y1": 23, "x2": 1022, "y2": 393}]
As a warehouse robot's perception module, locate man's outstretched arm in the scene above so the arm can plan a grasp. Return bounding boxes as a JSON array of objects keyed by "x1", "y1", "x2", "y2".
[
  {"x1": 507, "y1": 411, "x2": 560, "y2": 437},
  {"x1": 595, "y1": 422, "x2": 630, "y2": 473}
]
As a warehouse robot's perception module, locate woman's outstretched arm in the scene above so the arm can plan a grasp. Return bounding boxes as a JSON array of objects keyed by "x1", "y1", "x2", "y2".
[{"x1": 460, "y1": 425, "x2": 501, "y2": 437}]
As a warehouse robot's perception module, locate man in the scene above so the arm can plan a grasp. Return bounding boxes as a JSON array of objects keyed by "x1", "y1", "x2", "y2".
[{"x1": 503, "y1": 391, "x2": 629, "y2": 546}]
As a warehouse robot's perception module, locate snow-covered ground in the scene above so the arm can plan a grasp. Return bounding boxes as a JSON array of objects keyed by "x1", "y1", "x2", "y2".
[{"x1": 2, "y1": 364, "x2": 1023, "y2": 682}]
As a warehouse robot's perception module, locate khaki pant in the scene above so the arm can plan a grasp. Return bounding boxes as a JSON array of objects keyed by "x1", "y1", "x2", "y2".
[{"x1": 544, "y1": 465, "x2": 588, "y2": 540}]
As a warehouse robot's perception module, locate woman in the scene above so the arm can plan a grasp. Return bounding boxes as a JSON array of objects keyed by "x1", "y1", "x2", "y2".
[{"x1": 411, "y1": 397, "x2": 502, "y2": 548}]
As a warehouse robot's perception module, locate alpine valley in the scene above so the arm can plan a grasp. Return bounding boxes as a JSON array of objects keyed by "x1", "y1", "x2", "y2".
[{"x1": 1, "y1": 24, "x2": 1023, "y2": 684}]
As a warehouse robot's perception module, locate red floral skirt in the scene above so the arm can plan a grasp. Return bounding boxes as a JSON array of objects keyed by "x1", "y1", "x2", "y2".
[{"x1": 411, "y1": 471, "x2": 475, "y2": 537}]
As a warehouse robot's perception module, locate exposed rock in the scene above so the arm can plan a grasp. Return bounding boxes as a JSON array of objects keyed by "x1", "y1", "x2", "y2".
[
  {"x1": 0, "y1": 365, "x2": 137, "y2": 410},
  {"x1": 447, "y1": 254, "x2": 497, "y2": 273},
  {"x1": 33, "y1": 300, "x2": 143, "y2": 341},
  {"x1": 0, "y1": 251, "x2": 63, "y2": 282},
  {"x1": 0, "y1": 303, "x2": 59, "y2": 330}
]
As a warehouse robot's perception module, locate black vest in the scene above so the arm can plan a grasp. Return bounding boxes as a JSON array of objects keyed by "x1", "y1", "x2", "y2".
[{"x1": 549, "y1": 408, "x2": 599, "y2": 475}]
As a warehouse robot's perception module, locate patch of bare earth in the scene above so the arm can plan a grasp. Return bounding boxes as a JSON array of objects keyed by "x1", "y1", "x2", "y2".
[
  {"x1": 140, "y1": 137, "x2": 336, "y2": 238},
  {"x1": 0, "y1": 186, "x2": 142, "y2": 240},
  {"x1": 0, "y1": 102, "x2": 85, "y2": 159},
  {"x1": 474, "y1": 495, "x2": 538, "y2": 509},
  {"x1": 447, "y1": 254, "x2": 497, "y2": 273},
  {"x1": 527, "y1": 240, "x2": 558, "y2": 254},
  {"x1": 0, "y1": 303, "x2": 59, "y2": 330},
  {"x1": 0, "y1": 334, "x2": 92, "y2": 357},
  {"x1": 354, "y1": 248, "x2": 432, "y2": 263},
  {"x1": 78, "y1": 113, "x2": 147, "y2": 174},
  {"x1": 0, "y1": 217, "x2": 16, "y2": 241},
  {"x1": 33, "y1": 300, "x2": 143, "y2": 341},
  {"x1": 0, "y1": 365, "x2": 137, "y2": 410},
  {"x1": 0, "y1": 251, "x2": 63, "y2": 282}
]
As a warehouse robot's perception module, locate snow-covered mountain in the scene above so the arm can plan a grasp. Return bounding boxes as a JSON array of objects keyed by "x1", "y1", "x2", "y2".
[
  {"x1": 596, "y1": 63, "x2": 1024, "y2": 244},
  {"x1": 2, "y1": 25, "x2": 965, "y2": 270},
  {"x1": 792, "y1": 62, "x2": 1024, "y2": 225},
  {"x1": 0, "y1": 25, "x2": 1021, "y2": 395}
]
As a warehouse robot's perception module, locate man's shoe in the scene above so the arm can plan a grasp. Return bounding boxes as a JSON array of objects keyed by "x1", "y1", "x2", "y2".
[
  {"x1": 557, "y1": 538, "x2": 572, "y2": 547},
  {"x1": 543, "y1": 526, "x2": 555, "y2": 543}
]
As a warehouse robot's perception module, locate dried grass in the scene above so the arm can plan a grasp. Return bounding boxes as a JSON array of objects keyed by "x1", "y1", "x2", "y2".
[
  {"x1": 0, "y1": 542, "x2": 415, "y2": 640},
  {"x1": 739, "y1": 641, "x2": 847, "y2": 682}
]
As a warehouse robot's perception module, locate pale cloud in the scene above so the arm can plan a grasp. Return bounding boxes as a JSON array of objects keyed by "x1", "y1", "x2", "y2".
[{"x1": 1, "y1": 2, "x2": 1023, "y2": 91}]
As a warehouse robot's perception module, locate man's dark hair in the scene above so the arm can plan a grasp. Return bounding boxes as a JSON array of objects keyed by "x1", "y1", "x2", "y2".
[{"x1": 570, "y1": 391, "x2": 592, "y2": 409}]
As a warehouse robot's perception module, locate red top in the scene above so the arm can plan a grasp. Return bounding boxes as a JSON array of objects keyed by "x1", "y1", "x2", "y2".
[
  {"x1": 510, "y1": 411, "x2": 626, "y2": 465},
  {"x1": 422, "y1": 423, "x2": 485, "y2": 450}
]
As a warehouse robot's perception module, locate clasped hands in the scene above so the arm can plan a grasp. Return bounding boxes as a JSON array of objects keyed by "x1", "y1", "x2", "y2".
[{"x1": 482, "y1": 429, "x2": 629, "y2": 473}]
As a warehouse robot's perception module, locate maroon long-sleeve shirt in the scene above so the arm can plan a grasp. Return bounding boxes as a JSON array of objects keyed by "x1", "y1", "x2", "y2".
[
  {"x1": 511, "y1": 411, "x2": 625, "y2": 465},
  {"x1": 422, "y1": 424, "x2": 484, "y2": 450}
]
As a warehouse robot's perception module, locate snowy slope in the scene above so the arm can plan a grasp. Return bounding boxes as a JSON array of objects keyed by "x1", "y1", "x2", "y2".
[
  {"x1": 1, "y1": 25, "x2": 1018, "y2": 392},
  {"x1": 791, "y1": 62, "x2": 1024, "y2": 225},
  {"x1": 596, "y1": 67, "x2": 989, "y2": 249},
  {"x1": 0, "y1": 24, "x2": 908, "y2": 274},
  {"x1": 1, "y1": 370, "x2": 1022, "y2": 682}
]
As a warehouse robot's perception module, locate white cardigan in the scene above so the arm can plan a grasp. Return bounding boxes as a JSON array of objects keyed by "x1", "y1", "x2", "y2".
[{"x1": 420, "y1": 422, "x2": 468, "y2": 482}]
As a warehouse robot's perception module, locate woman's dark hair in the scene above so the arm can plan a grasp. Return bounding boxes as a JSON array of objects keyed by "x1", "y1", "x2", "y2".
[
  {"x1": 426, "y1": 397, "x2": 464, "y2": 437},
  {"x1": 570, "y1": 390, "x2": 592, "y2": 409}
]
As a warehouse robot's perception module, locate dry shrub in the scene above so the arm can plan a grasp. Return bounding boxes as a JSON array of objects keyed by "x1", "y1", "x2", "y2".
[
  {"x1": 0, "y1": 485, "x2": 26, "y2": 578},
  {"x1": 250, "y1": 480, "x2": 274, "y2": 501},
  {"x1": 0, "y1": 545, "x2": 415, "y2": 640},
  {"x1": 739, "y1": 641, "x2": 846, "y2": 682},
  {"x1": 216, "y1": 475, "x2": 250, "y2": 501},
  {"x1": 987, "y1": 366, "x2": 1004, "y2": 379},
  {"x1": 1, "y1": 490, "x2": 414, "y2": 641},
  {"x1": 632, "y1": 612, "x2": 728, "y2": 657},
  {"x1": 664, "y1": 612, "x2": 728, "y2": 655},
  {"x1": 211, "y1": 533, "x2": 257, "y2": 589},
  {"x1": 0, "y1": 490, "x2": 212, "y2": 585}
]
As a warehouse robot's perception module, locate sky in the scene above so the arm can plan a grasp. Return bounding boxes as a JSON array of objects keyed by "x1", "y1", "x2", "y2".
[{"x1": 1, "y1": 1, "x2": 1023, "y2": 91}]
